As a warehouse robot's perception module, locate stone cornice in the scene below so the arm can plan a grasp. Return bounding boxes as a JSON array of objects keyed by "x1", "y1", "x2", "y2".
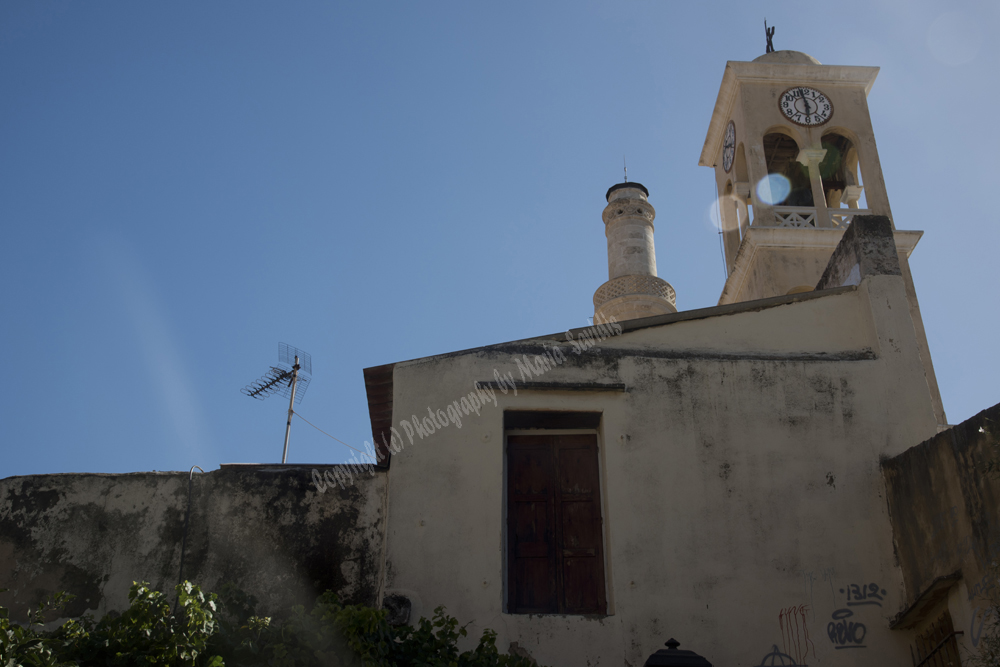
[{"x1": 718, "y1": 226, "x2": 921, "y2": 305}]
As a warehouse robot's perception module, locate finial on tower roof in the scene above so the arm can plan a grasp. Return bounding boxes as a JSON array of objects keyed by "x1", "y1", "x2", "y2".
[
  {"x1": 624, "y1": 155, "x2": 628, "y2": 183},
  {"x1": 765, "y1": 19, "x2": 775, "y2": 53}
]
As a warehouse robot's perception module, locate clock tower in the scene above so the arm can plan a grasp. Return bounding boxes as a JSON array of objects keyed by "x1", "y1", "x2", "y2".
[{"x1": 700, "y1": 49, "x2": 947, "y2": 425}]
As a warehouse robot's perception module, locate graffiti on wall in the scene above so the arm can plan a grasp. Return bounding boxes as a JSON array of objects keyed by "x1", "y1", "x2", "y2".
[
  {"x1": 777, "y1": 604, "x2": 815, "y2": 664},
  {"x1": 971, "y1": 606, "x2": 996, "y2": 648},
  {"x1": 754, "y1": 644, "x2": 805, "y2": 666},
  {"x1": 825, "y1": 581, "x2": 885, "y2": 649},
  {"x1": 968, "y1": 571, "x2": 998, "y2": 602},
  {"x1": 968, "y1": 570, "x2": 1000, "y2": 649},
  {"x1": 802, "y1": 567, "x2": 836, "y2": 612},
  {"x1": 841, "y1": 582, "x2": 886, "y2": 607},
  {"x1": 826, "y1": 608, "x2": 866, "y2": 649}
]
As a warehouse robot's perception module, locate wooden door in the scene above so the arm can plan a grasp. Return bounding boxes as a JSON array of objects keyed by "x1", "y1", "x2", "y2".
[{"x1": 507, "y1": 434, "x2": 606, "y2": 614}]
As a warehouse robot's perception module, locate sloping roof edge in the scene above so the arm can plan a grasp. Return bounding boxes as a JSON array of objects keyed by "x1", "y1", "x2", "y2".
[
  {"x1": 361, "y1": 284, "x2": 860, "y2": 467},
  {"x1": 365, "y1": 284, "x2": 858, "y2": 371},
  {"x1": 362, "y1": 363, "x2": 395, "y2": 468}
]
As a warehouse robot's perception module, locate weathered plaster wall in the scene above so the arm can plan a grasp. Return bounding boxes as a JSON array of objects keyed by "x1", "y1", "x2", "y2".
[
  {"x1": 739, "y1": 245, "x2": 834, "y2": 299},
  {"x1": 0, "y1": 465, "x2": 387, "y2": 623},
  {"x1": 882, "y1": 402, "x2": 1000, "y2": 653},
  {"x1": 378, "y1": 267, "x2": 940, "y2": 666}
]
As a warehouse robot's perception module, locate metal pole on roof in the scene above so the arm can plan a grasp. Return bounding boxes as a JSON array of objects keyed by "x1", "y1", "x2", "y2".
[{"x1": 281, "y1": 356, "x2": 300, "y2": 464}]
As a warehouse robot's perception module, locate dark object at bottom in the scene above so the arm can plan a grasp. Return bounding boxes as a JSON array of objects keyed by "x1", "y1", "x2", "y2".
[
  {"x1": 645, "y1": 637, "x2": 712, "y2": 667},
  {"x1": 644, "y1": 638, "x2": 713, "y2": 667},
  {"x1": 382, "y1": 594, "x2": 411, "y2": 626}
]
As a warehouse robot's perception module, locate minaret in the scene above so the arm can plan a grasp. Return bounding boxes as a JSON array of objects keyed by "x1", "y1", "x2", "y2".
[{"x1": 593, "y1": 182, "x2": 677, "y2": 322}]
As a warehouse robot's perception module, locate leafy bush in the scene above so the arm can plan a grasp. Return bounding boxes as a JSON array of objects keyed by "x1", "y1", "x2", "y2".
[
  {"x1": 330, "y1": 596, "x2": 535, "y2": 667},
  {"x1": 0, "y1": 582, "x2": 541, "y2": 667},
  {"x1": 1, "y1": 582, "x2": 222, "y2": 667}
]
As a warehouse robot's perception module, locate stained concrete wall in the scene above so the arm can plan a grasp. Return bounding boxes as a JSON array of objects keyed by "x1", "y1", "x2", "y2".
[
  {"x1": 377, "y1": 264, "x2": 941, "y2": 666},
  {"x1": 816, "y1": 215, "x2": 900, "y2": 290},
  {"x1": 0, "y1": 465, "x2": 387, "y2": 624},
  {"x1": 882, "y1": 402, "x2": 1000, "y2": 653}
]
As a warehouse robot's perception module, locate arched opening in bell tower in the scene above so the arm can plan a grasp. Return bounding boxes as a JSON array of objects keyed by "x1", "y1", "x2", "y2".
[
  {"x1": 762, "y1": 132, "x2": 813, "y2": 207},
  {"x1": 734, "y1": 143, "x2": 748, "y2": 182},
  {"x1": 820, "y1": 131, "x2": 867, "y2": 210},
  {"x1": 733, "y1": 143, "x2": 750, "y2": 233},
  {"x1": 722, "y1": 180, "x2": 741, "y2": 248}
]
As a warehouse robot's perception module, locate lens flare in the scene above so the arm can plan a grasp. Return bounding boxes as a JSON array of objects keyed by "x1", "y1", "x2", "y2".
[
  {"x1": 756, "y1": 174, "x2": 791, "y2": 206},
  {"x1": 928, "y1": 11, "x2": 982, "y2": 66},
  {"x1": 705, "y1": 199, "x2": 723, "y2": 231}
]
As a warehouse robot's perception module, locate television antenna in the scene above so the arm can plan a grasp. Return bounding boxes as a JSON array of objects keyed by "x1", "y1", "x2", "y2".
[{"x1": 241, "y1": 343, "x2": 312, "y2": 463}]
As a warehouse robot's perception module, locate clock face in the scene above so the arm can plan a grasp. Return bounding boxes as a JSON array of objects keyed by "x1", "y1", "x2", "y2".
[
  {"x1": 722, "y1": 121, "x2": 735, "y2": 173},
  {"x1": 779, "y1": 86, "x2": 833, "y2": 127}
]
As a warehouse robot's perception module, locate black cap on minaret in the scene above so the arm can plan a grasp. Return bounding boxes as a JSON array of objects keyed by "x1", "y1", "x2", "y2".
[{"x1": 606, "y1": 182, "x2": 649, "y2": 202}]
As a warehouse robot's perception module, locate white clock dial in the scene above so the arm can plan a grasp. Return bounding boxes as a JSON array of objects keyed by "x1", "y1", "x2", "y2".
[
  {"x1": 722, "y1": 121, "x2": 735, "y2": 173},
  {"x1": 779, "y1": 86, "x2": 833, "y2": 127}
]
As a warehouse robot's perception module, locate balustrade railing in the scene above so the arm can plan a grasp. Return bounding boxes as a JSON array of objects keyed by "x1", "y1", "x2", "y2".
[
  {"x1": 772, "y1": 206, "x2": 816, "y2": 228},
  {"x1": 753, "y1": 206, "x2": 872, "y2": 230},
  {"x1": 829, "y1": 209, "x2": 871, "y2": 229}
]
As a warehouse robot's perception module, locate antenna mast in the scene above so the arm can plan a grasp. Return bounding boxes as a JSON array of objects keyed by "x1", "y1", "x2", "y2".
[
  {"x1": 241, "y1": 343, "x2": 313, "y2": 463},
  {"x1": 281, "y1": 356, "x2": 300, "y2": 464}
]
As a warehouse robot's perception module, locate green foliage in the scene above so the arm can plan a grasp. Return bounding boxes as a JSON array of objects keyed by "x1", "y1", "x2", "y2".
[
  {"x1": 1, "y1": 582, "x2": 223, "y2": 667},
  {"x1": 210, "y1": 589, "x2": 540, "y2": 667},
  {"x1": 330, "y1": 597, "x2": 536, "y2": 667},
  {"x1": 0, "y1": 584, "x2": 541, "y2": 667},
  {"x1": 1, "y1": 589, "x2": 79, "y2": 667}
]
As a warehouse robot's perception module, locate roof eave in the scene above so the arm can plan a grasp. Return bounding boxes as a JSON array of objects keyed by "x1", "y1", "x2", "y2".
[
  {"x1": 698, "y1": 62, "x2": 737, "y2": 168},
  {"x1": 365, "y1": 284, "x2": 861, "y2": 371}
]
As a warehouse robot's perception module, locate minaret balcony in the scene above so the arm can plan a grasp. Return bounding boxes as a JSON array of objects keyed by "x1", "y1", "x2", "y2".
[
  {"x1": 593, "y1": 274, "x2": 676, "y2": 311},
  {"x1": 754, "y1": 206, "x2": 872, "y2": 230}
]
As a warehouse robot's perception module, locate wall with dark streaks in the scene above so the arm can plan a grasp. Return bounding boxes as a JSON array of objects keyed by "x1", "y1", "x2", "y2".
[
  {"x1": 0, "y1": 465, "x2": 387, "y2": 624},
  {"x1": 883, "y1": 402, "x2": 1000, "y2": 608},
  {"x1": 882, "y1": 401, "x2": 1000, "y2": 654}
]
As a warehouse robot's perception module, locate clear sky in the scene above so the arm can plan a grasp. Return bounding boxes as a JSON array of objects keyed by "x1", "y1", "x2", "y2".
[{"x1": 2, "y1": 0, "x2": 997, "y2": 477}]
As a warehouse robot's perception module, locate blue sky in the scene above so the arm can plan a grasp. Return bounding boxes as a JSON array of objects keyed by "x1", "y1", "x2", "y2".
[{"x1": 1, "y1": 0, "x2": 997, "y2": 476}]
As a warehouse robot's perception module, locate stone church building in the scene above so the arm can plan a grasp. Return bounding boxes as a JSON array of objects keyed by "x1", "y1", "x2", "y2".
[{"x1": 2, "y1": 49, "x2": 999, "y2": 667}]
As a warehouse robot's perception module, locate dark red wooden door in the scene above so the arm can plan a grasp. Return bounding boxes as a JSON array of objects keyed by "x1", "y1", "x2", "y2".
[{"x1": 507, "y1": 434, "x2": 606, "y2": 614}]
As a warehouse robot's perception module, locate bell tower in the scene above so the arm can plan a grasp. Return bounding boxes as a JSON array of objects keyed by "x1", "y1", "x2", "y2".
[{"x1": 699, "y1": 49, "x2": 946, "y2": 425}]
